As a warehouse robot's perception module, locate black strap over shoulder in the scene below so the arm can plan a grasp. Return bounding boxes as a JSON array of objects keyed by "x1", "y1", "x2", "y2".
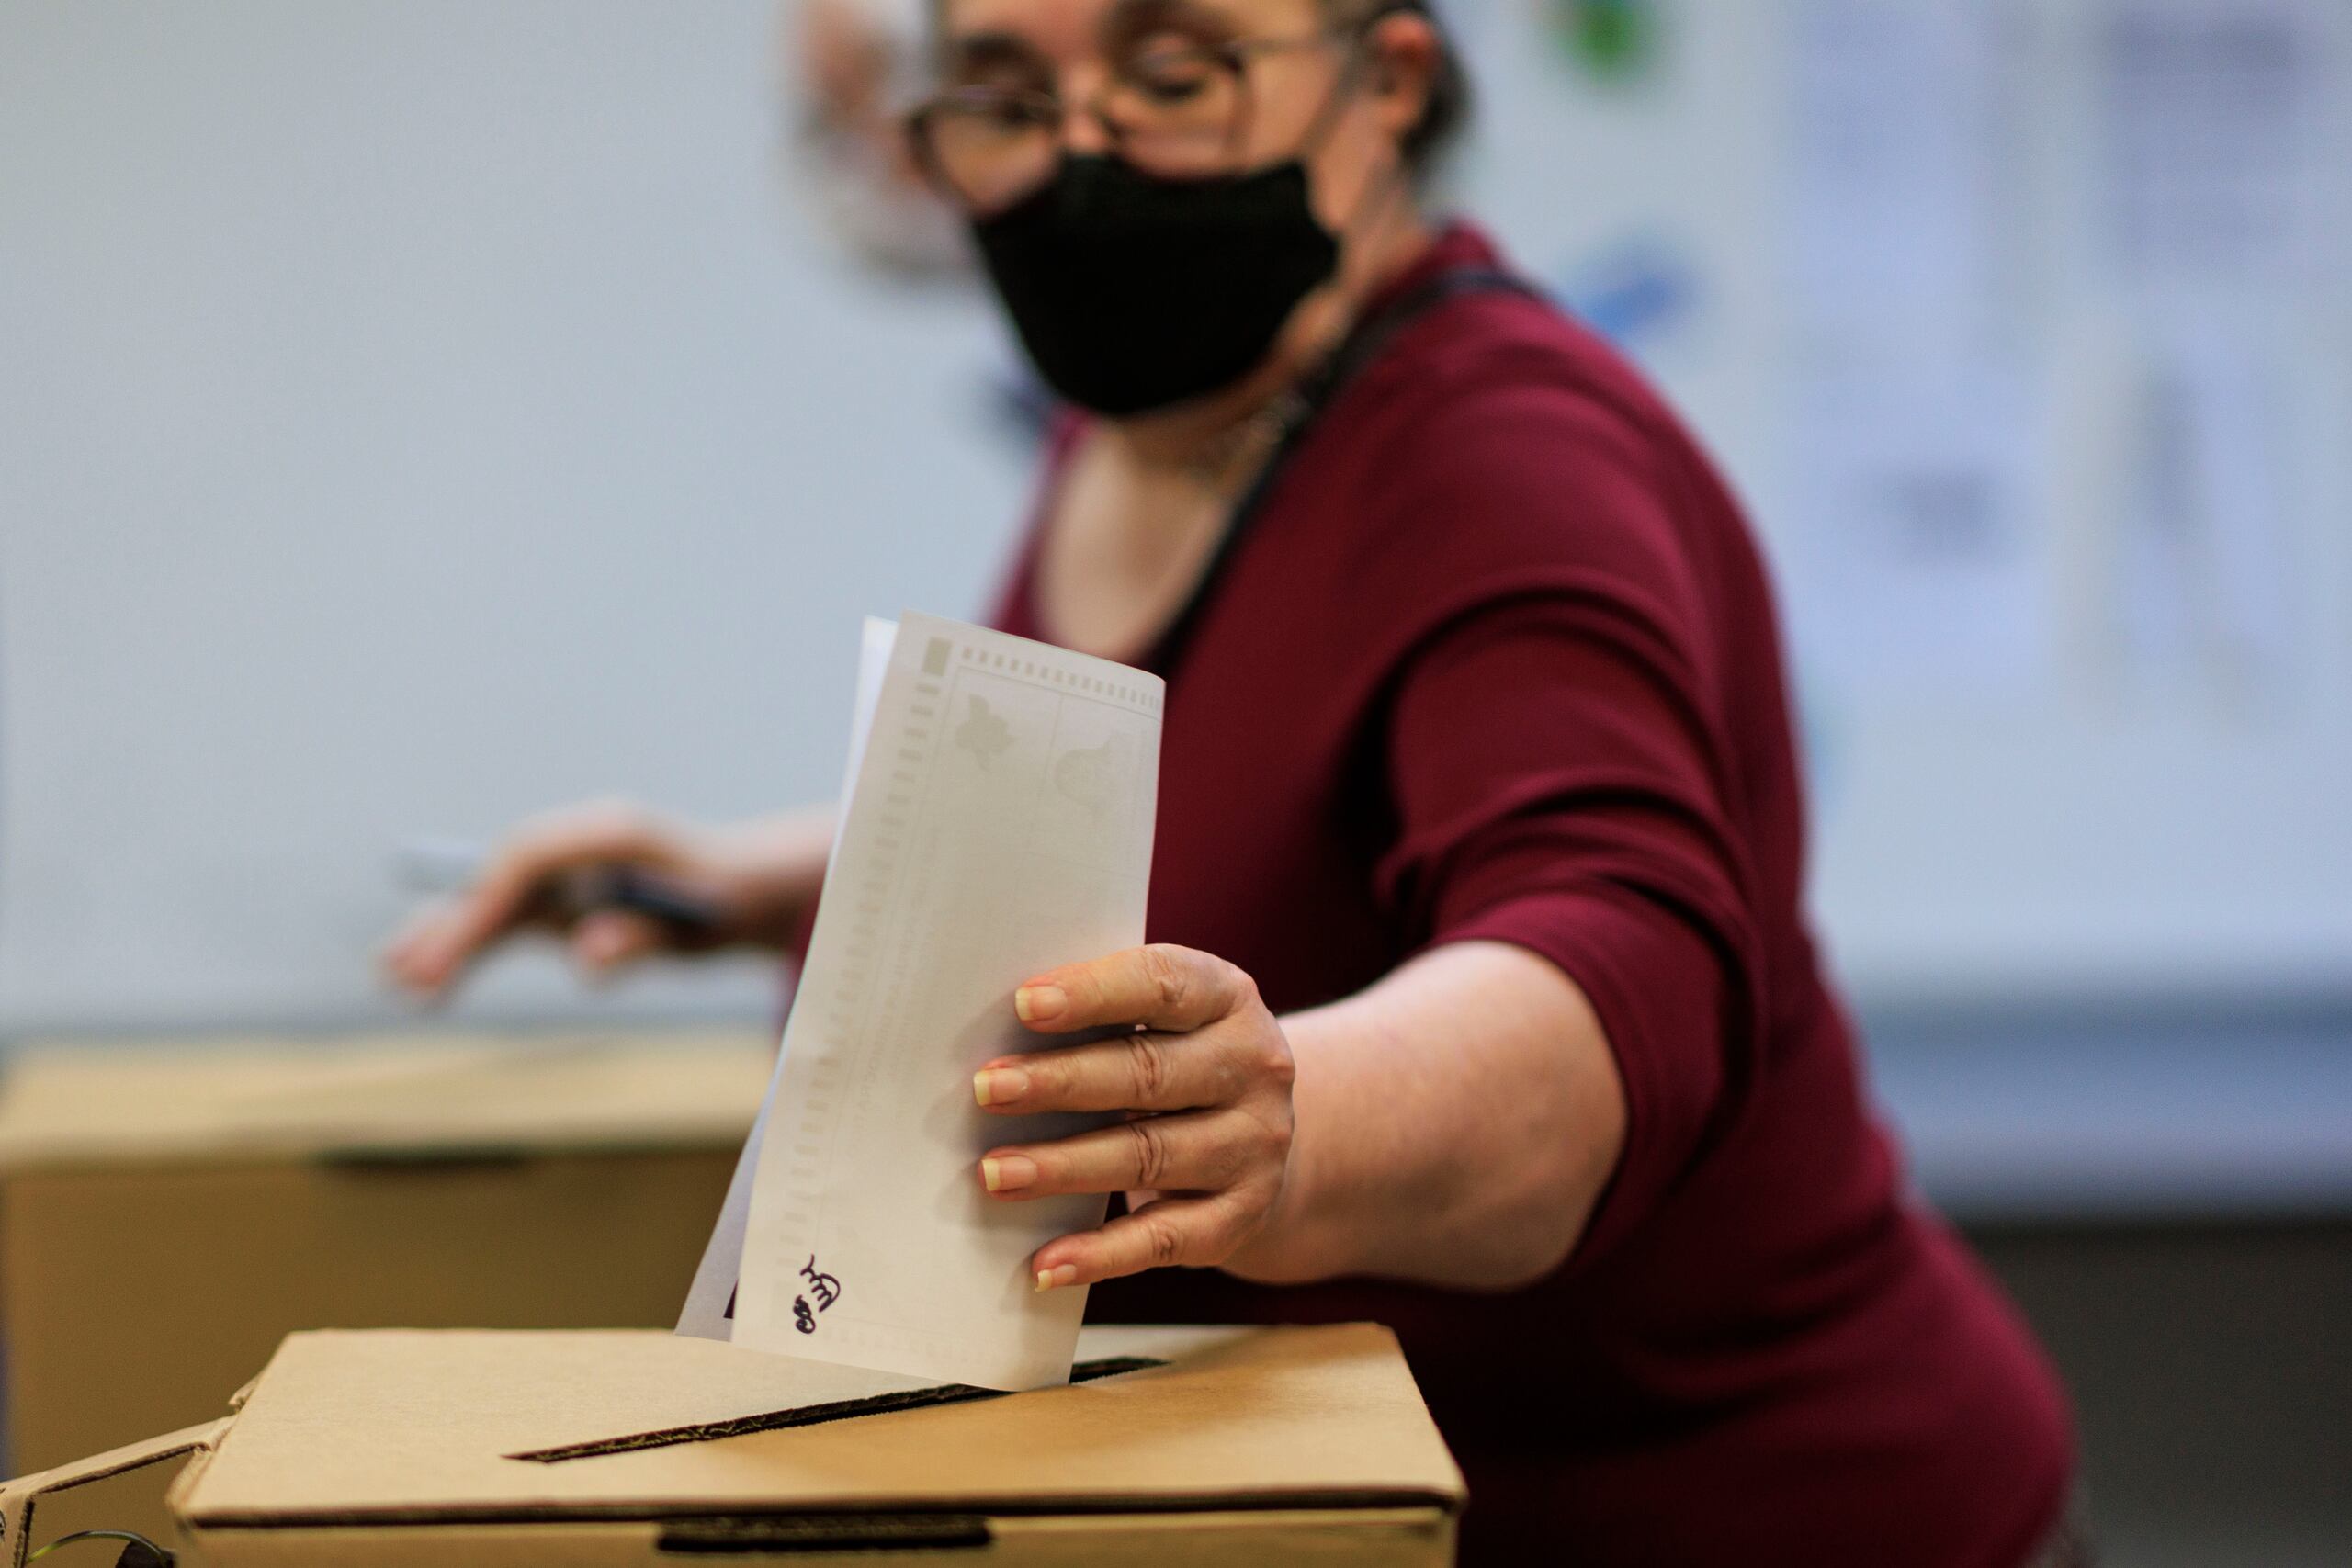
[{"x1": 1153, "y1": 265, "x2": 1540, "y2": 677}]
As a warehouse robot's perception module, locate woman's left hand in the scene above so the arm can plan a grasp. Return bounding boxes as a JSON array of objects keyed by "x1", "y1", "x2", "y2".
[{"x1": 972, "y1": 943, "x2": 1296, "y2": 1292}]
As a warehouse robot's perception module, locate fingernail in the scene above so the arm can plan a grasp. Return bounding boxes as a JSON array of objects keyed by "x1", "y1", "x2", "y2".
[
  {"x1": 1012, "y1": 984, "x2": 1067, "y2": 1022},
  {"x1": 1034, "y1": 1263, "x2": 1079, "y2": 1292},
  {"x1": 973, "y1": 1067, "x2": 1030, "y2": 1107},
  {"x1": 980, "y1": 1155, "x2": 1036, "y2": 1193}
]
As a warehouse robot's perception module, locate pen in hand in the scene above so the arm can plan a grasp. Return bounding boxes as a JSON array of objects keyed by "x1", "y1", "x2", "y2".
[
  {"x1": 398, "y1": 835, "x2": 729, "y2": 931},
  {"x1": 389, "y1": 834, "x2": 730, "y2": 992}
]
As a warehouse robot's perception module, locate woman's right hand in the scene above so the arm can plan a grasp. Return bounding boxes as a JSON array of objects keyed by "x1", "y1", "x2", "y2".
[{"x1": 380, "y1": 799, "x2": 832, "y2": 998}]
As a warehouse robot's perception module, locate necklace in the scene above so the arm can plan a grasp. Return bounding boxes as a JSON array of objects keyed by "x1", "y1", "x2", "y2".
[{"x1": 1179, "y1": 377, "x2": 1320, "y2": 497}]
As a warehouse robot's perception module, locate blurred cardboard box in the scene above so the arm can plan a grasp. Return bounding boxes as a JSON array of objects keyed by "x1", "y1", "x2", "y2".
[
  {"x1": 0, "y1": 1323, "x2": 1464, "y2": 1566},
  {"x1": 0, "y1": 1031, "x2": 771, "y2": 1495}
]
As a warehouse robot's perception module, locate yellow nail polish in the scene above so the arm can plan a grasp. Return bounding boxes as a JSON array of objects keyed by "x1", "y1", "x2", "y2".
[
  {"x1": 1035, "y1": 1269, "x2": 1054, "y2": 1292},
  {"x1": 983, "y1": 1157, "x2": 1003, "y2": 1192},
  {"x1": 973, "y1": 1071, "x2": 992, "y2": 1107}
]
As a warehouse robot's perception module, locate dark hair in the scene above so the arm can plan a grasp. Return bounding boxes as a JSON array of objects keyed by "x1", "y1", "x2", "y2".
[{"x1": 1345, "y1": 0, "x2": 1469, "y2": 177}]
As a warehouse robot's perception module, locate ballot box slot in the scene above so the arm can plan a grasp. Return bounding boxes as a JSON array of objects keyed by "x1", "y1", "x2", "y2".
[
  {"x1": 507, "y1": 1356, "x2": 1169, "y2": 1463},
  {"x1": 655, "y1": 1514, "x2": 992, "y2": 1554},
  {"x1": 313, "y1": 1145, "x2": 537, "y2": 1174}
]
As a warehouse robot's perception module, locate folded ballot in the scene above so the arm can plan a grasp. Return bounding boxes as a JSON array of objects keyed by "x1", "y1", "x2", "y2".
[{"x1": 680, "y1": 613, "x2": 1163, "y2": 1389}]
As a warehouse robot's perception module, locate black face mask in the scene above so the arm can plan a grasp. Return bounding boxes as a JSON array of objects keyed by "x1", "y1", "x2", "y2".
[{"x1": 971, "y1": 155, "x2": 1341, "y2": 418}]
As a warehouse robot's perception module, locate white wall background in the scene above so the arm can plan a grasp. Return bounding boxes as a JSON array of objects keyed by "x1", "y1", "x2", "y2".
[
  {"x1": 3, "y1": 0, "x2": 2348, "y2": 1035},
  {"x1": 0, "y1": 0, "x2": 1032, "y2": 1030},
  {"x1": 1444, "y1": 0, "x2": 2352, "y2": 1007}
]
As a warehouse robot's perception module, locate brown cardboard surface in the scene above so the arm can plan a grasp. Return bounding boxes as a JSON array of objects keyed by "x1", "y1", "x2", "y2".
[
  {"x1": 178, "y1": 1325, "x2": 1464, "y2": 1523},
  {"x1": 0, "y1": 1030, "x2": 773, "y2": 1168},
  {"x1": 0, "y1": 1440, "x2": 205, "y2": 1566},
  {"x1": 2, "y1": 1151, "x2": 742, "y2": 1471},
  {"x1": 0, "y1": 1418, "x2": 226, "y2": 1568},
  {"x1": 0, "y1": 1030, "x2": 772, "y2": 1538},
  {"x1": 187, "y1": 1510, "x2": 1456, "y2": 1567}
]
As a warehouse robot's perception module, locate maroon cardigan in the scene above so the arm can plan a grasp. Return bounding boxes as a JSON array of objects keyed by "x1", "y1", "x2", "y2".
[{"x1": 985, "y1": 224, "x2": 2074, "y2": 1565}]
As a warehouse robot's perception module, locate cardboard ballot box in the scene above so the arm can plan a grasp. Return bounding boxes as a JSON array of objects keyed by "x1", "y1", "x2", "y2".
[
  {"x1": 0, "y1": 1323, "x2": 1464, "y2": 1566},
  {"x1": 0, "y1": 1032, "x2": 772, "y2": 1485}
]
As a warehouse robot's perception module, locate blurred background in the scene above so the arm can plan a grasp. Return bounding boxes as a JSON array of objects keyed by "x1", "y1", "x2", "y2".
[{"x1": 1, "y1": 0, "x2": 2346, "y2": 1562}]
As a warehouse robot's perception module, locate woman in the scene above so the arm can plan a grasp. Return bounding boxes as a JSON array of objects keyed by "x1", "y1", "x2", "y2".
[{"x1": 389, "y1": 0, "x2": 2078, "y2": 1560}]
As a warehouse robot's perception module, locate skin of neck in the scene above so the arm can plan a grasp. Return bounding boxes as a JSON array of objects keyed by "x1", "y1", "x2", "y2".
[{"x1": 1099, "y1": 169, "x2": 1436, "y2": 473}]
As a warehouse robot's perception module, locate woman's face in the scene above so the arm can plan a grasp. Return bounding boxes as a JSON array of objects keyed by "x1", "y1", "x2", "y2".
[{"x1": 927, "y1": 0, "x2": 1419, "y2": 238}]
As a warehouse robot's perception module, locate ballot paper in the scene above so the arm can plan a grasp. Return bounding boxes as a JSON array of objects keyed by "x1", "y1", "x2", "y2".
[
  {"x1": 678, "y1": 612, "x2": 1162, "y2": 1391},
  {"x1": 674, "y1": 617, "x2": 899, "y2": 1346}
]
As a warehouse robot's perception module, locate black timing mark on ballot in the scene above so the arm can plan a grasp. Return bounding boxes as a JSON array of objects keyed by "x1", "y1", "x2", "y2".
[{"x1": 505, "y1": 1358, "x2": 1169, "y2": 1463}]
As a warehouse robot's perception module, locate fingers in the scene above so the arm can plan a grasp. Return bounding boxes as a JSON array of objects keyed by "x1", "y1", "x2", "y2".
[
  {"x1": 983, "y1": 947, "x2": 1291, "y2": 1292},
  {"x1": 380, "y1": 903, "x2": 468, "y2": 998},
  {"x1": 1012, "y1": 944, "x2": 1253, "y2": 1035},
  {"x1": 1029, "y1": 1194, "x2": 1258, "y2": 1290},
  {"x1": 570, "y1": 910, "x2": 666, "y2": 978},
  {"x1": 380, "y1": 800, "x2": 679, "y2": 995},
  {"x1": 974, "y1": 1028, "x2": 1257, "y2": 1116},
  {"x1": 980, "y1": 1107, "x2": 1287, "y2": 1201}
]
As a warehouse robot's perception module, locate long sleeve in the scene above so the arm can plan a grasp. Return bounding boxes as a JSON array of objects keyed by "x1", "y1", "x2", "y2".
[{"x1": 1363, "y1": 372, "x2": 1770, "y2": 1268}]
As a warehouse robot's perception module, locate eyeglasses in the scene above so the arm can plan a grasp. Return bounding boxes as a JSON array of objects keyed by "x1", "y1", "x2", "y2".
[{"x1": 905, "y1": 27, "x2": 1362, "y2": 214}]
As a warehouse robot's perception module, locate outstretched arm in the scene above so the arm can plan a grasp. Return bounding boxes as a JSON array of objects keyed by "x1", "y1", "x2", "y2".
[{"x1": 969, "y1": 938, "x2": 1625, "y2": 1293}]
